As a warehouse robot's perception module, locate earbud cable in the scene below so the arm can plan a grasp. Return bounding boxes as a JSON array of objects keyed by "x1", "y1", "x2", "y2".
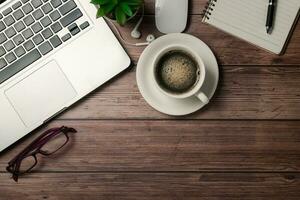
[{"x1": 103, "y1": 4, "x2": 145, "y2": 46}]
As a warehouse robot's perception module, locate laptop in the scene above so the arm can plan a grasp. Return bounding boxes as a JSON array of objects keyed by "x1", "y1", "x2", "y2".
[{"x1": 0, "y1": 0, "x2": 131, "y2": 152}]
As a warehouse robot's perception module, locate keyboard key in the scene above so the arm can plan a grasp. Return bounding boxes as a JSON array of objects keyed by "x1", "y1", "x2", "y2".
[
  {"x1": 23, "y1": 14, "x2": 35, "y2": 26},
  {"x1": 12, "y1": 9, "x2": 24, "y2": 20},
  {"x1": 41, "y1": 27, "x2": 53, "y2": 39},
  {"x1": 0, "y1": 46, "x2": 6, "y2": 57},
  {"x1": 50, "y1": 0, "x2": 62, "y2": 8},
  {"x1": 21, "y1": 0, "x2": 30, "y2": 3},
  {"x1": 80, "y1": 21, "x2": 89, "y2": 30},
  {"x1": 22, "y1": 28, "x2": 34, "y2": 39},
  {"x1": 4, "y1": 40, "x2": 15, "y2": 51},
  {"x1": 0, "y1": 58, "x2": 7, "y2": 69},
  {"x1": 50, "y1": 22, "x2": 62, "y2": 33},
  {"x1": 14, "y1": 46, "x2": 26, "y2": 57},
  {"x1": 60, "y1": 8, "x2": 82, "y2": 27},
  {"x1": 14, "y1": 21, "x2": 26, "y2": 32},
  {"x1": 23, "y1": 40, "x2": 34, "y2": 51},
  {"x1": 49, "y1": 35, "x2": 61, "y2": 47},
  {"x1": 0, "y1": 21, "x2": 6, "y2": 31},
  {"x1": 59, "y1": 0, "x2": 76, "y2": 15},
  {"x1": 61, "y1": 33, "x2": 70, "y2": 42},
  {"x1": 68, "y1": 23, "x2": 79, "y2": 36},
  {"x1": 5, "y1": 52, "x2": 17, "y2": 63},
  {"x1": 41, "y1": 16, "x2": 51, "y2": 27},
  {"x1": 31, "y1": 22, "x2": 42, "y2": 33},
  {"x1": 41, "y1": 3, "x2": 53, "y2": 14},
  {"x1": 0, "y1": 33, "x2": 7, "y2": 44},
  {"x1": 32, "y1": 33, "x2": 43, "y2": 45},
  {"x1": 38, "y1": 41, "x2": 53, "y2": 55},
  {"x1": 4, "y1": 15, "x2": 15, "y2": 26},
  {"x1": 22, "y1": 3, "x2": 33, "y2": 14},
  {"x1": 0, "y1": 49, "x2": 42, "y2": 84},
  {"x1": 12, "y1": 1, "x2": 22, "y2": 10},
  {"x1": 5, "y1": 27, "x2": 17, "y2": 38},
  {"x1": 49, "y1": 10, "x2": 61, "y2": 21},
  {"x1": 71, "y1": 26, "x2": 80, "y2": 36},
  {"x1": 31, "y1": 0, "x2": 43, "y2": 8},
  {"x1": 32, "y1": 9, "x2": 44, "y2": 20},
  {"x1": 3, "y1": 8, "x2": 13, "y2": 16},
  {"x1": 13, "y1": 34, "x2": 25, "y2": 45}
]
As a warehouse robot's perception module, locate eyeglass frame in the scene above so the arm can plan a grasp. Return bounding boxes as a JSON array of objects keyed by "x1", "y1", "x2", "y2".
[{"x1": 6, "y1": 126, "x2": 77, "y2": 182}]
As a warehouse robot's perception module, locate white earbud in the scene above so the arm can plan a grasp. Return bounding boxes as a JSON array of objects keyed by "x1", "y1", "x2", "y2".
[
  {"x1": 104, "y1": 4, "x2": 155, "y2": 47},
  {"x1": 131, "y1": 29, "x2": 141, "y2": 39},
  {"x1": 146, "y1": 34, "x2": 156, "y2": 42},
  {"x1": 135, "y1": 34, "x2": 156, "y2": 46},
  {"x1": 131, "y1": 16, "x2": 143, "y2": 39}
]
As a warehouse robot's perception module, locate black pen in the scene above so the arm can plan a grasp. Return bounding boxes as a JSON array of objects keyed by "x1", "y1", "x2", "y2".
[{"x1": 266, "y1": 0, "x2": 276, "y2": 34}]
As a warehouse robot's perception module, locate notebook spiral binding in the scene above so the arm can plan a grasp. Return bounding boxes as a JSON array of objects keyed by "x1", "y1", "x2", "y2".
[{"x1": 203, "y1": 0, "x2": 217, "y2": 20}]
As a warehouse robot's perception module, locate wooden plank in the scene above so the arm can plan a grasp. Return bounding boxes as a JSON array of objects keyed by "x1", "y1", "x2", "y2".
[
  {"x1": 1, "y1": 120, "x2": 300, "y2": 172},
  {"x1": 56, "y1": 66, "x2": 300, "y2": 120},
  {"x1": 1, "y1": 173, "x2": 300, "y2": 199},
  {"x1": 117, "y1": 16, "x2": 300, "y2": 65}
]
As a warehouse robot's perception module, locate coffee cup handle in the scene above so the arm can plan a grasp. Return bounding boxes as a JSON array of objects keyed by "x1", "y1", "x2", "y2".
[{"x1": 195, "y1": 92, "x2": 209, "y2": 104}]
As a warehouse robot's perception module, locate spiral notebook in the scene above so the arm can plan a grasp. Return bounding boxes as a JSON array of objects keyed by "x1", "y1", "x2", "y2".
[{"x1": 202, "y1": 0, "x2": 300, "y2": 54}]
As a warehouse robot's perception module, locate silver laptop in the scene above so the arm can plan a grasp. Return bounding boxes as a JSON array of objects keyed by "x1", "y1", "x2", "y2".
[{"x1": 0, "y1": 0, "x2": 130, "y2": 152}]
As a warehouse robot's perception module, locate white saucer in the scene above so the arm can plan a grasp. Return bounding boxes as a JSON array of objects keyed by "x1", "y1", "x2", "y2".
[{"x1": 136, "y1": 33, "x2": 219, "y2": 116}]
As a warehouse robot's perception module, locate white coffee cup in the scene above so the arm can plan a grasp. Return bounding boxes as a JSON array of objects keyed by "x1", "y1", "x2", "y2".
[{"x1": 152, "y1": 45, "x2": 209, "y2": 104}]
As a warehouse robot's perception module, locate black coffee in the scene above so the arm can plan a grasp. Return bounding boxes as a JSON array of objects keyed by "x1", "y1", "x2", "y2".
[{"x1": 155, "y1": 50, "x2": 200, "y2": 94}]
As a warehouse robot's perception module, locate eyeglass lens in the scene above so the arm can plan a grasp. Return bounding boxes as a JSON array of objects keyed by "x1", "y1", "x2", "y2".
[
  {"x1": 18, "y1": 155, "x2": 37, "y2": 173},
  {"x1": 39, "y1": 133, "x2": 69, "y2": 155}
]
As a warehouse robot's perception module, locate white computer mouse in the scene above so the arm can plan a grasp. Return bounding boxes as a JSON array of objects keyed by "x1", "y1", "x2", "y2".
[{"x1": 155, "y1": 0, "x2": 188, "y2": 34}]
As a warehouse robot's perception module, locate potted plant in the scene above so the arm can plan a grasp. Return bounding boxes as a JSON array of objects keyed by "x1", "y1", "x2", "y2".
[{"x1": 91, "y1": 0, "x2": 144, "y2": 26}]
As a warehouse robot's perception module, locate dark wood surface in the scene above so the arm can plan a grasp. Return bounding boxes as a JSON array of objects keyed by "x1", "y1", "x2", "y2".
[{"x1": 1, "y1": 0, "x2": 300, "y2": 199}]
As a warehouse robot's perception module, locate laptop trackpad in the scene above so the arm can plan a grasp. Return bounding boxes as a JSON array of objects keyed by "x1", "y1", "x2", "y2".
[{"x1": 5, "y1": 61, "x2": 77, "y2": 127}]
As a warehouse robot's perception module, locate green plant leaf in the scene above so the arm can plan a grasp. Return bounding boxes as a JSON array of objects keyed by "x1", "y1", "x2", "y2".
[
  {"x1": 121, "y1": 0, "x2": 142, "y2": 6},
  {"x1": 115, "y1": 5, "x2": 127, "y2": 25},
  {"x1": 91, "y1": 0, "x2": 141, "y2": 24},
  {"x1": 120, "y1": 3, "x2": 133, "y2": 17},
  {"x1": 96, "y1": 7, "x2": 106, "y2": 18},
  {"x1": 91, "y1": 0, "x2": 111, "y2": 5},
  {"x1": 101, "y1": 3, "x2": 116, "y2": 15},
  {"x1": 90, "y1": 0, "x2": 98, "y2": 5},
  {"x1": 111, "y1": 0, "x2": 118, "y2": 5}
]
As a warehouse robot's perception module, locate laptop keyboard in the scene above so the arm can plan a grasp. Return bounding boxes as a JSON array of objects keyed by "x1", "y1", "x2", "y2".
[{"x1": 0, "y1": 0, "x2": 90, "y2": 84}]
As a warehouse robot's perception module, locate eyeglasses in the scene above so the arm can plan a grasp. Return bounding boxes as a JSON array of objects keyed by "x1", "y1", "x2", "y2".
[{"x1": 6, "y1": 126, "x2": 77, "y2": 182}]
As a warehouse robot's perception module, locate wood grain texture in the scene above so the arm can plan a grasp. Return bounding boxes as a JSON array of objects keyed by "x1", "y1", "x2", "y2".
[
  {"x1": 56, "y1": 66, "x2": 300, "y2": 120},
  {"x1": 1, "y1": 120, "x2": 300, "y2": 172},
  {"x1": 118, "y1": 16, "x2": 300, "y2": 65},
  {"x1": 1, "y1": 173, "x2": 300, "y2": 200},
  {"x1": 1, "y1": 0, "x2": 300, "y2": 198}
]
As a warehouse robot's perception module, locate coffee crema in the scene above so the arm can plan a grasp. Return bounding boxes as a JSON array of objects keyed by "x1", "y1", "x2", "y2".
[{"x1": 155, "y1": 50, "x2": 200, "y2": 94}]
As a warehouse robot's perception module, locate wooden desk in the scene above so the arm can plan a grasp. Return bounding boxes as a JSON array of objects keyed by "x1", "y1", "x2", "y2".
[{"x1": 1, "y1": 1, "x2": 300, "y2": 199}]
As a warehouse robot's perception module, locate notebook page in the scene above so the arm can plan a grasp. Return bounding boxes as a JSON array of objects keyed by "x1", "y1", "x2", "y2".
[{"x1": 203, "y1": 0, "x2": 300, "y2": 54}]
